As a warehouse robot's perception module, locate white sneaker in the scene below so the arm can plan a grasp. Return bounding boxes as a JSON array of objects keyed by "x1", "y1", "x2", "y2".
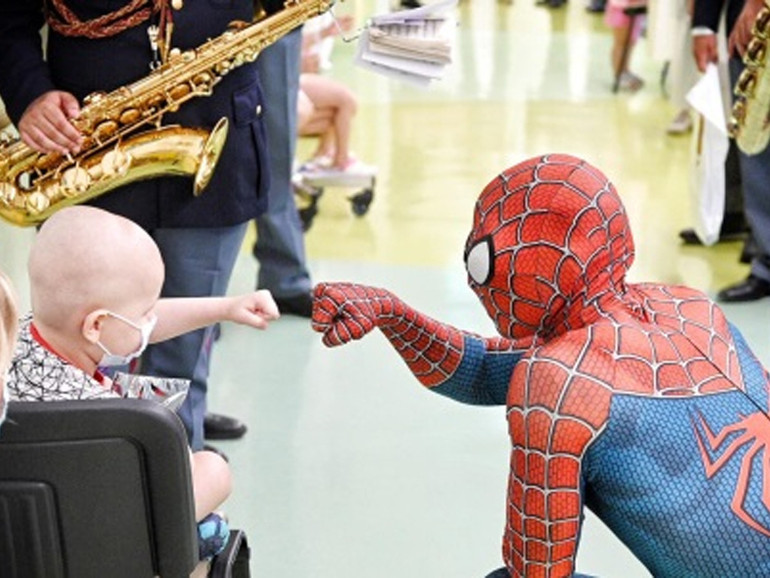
[
  {"x1": 618, "y1": 72, "x2": 644, "y2": 92},
  {"x1": 300, "y1": 158, "x2": 378, "y2": 187},
  {"x1": 666, "y1": 109, "x2": 693, "y2": 135}
]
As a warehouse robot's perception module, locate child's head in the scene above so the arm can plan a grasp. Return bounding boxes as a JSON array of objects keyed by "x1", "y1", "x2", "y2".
[
  {"x1": 28, "y1": 206, "x2": 164, "y2": 369},
  {"x1": 0, "y1": 270, "x2": 19, "y2": 424}
]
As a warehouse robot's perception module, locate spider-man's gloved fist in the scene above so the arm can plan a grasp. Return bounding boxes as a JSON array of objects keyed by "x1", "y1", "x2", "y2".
[{"x1": 311, "y1": 282, "x2": 403, "y2": 347}]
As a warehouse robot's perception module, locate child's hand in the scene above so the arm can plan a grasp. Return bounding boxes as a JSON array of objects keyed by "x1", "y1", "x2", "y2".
[{"x1": 227, "y1": 290, "x2": 280, "y2": 329}]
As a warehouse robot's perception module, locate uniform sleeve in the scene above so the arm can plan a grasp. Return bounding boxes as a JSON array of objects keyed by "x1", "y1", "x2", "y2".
[
  {"x1": 0, "y1": 0, "x2": 56, "y2": 124},
  {"x1": 692, "y1": 0, "x2": 726, "y2": 32}
]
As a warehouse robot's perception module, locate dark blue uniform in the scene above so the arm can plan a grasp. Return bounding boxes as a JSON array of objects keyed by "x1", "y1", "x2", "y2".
[{"x1": 0, "y1": 0, "x2": 270, "y2": 229}]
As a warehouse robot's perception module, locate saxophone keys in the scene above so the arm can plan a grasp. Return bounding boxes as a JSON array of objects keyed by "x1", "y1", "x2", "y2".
[
  {"x1": 60, "y1": 166, "x2": 91, "y2": 196},
  {"x1": 35, "y1": 152, "x2": 62, "y2": 171},
  {"x1": 193, "y1": 72, "x2": 213, "y2": 86},
  {"x1": 215, "y1": 60, "x2": 233, "y2": 75},
  {"x1": 746, "y1": 37, "x2": 767, "y2": 67},
  {"x1": 736, "y1": 69, "x2": 758, "y2": 98},
  {"x1": 94, "y1": 119, "x2": 120, "y2": 141},
  {"x1": 728, "y1": 116, "x2": 742, "y2": 138},
  {"x1": 25, "y1": 191, "x2": 50, "y2": 214},
  {"x1": 755, "y1": 8, "x2": 770, "y2": 37},
  {"x1": 101, "y1": 148, "x2": 132, "y2": 177},
  {"x1": 733, "y1": 99, "x2": 747, "y2": 123},
  {"x1": 119, "y1": 108, "x2": 142, "y2": 125},
  {"x1": 169, "y1": 84, "x2": 192, "y2": 101},
  {"x1": 82, "y1": 91, "x2": 106, "y2": 107},
  {"x1": 0, "y1": 182, "x2": 16, "y2": 206}
]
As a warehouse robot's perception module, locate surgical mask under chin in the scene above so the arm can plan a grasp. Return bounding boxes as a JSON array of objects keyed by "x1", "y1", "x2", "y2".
[{"x1": 96, "y1": 311, "x2": 157, "y2": 368}]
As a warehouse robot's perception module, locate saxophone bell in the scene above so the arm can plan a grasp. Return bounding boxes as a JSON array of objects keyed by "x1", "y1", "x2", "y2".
[
  {"x1": 194, "y1": 117, "x2": 229, "y2": 196},
  {"x1": 0, "y1": 120, "x2": 229, "y2": 226}
]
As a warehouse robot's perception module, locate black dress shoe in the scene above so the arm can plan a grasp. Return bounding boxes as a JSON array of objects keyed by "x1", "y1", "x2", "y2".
[
  {"x1": 275, "y1": 291, "x2": 313, "y2": 318},
  {"x1": 204, "y1": 412, "x2": 247, "y2": 440},
  {"x1": 740, "y1": 235, "x2": 758, "y2": 265},
  {"x1": 717, "y1": 274, "x2": 770, "y2": 303},
  {"x1": 678, "y1": 227, "x2": 747, "y2": 245},
  {"x1": 399, "y1": 0, "x2": 422, "y2": 8}
]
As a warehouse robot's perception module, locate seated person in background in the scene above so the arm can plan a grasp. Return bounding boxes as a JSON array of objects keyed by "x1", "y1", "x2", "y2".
[
  {"x1": 0, "y1": 270, "x2": 19, "y2": 428},
  {"x1": 311, "y1": 154, "x2": 770, "y2": 577},
  {"x1": 297, "y1": 14, "x2": 366, "y2": 173},
  {"x1": 298, "y1": 68, "x2": 358, "y2": 171},
  {"x1": 6, "y1": 206, "x2": 279, "y2": 567}
]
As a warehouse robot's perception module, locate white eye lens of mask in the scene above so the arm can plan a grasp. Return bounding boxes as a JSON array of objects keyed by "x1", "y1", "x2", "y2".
[{"x1": 466, "y1": 236, "x2": 494, "y2": 286}]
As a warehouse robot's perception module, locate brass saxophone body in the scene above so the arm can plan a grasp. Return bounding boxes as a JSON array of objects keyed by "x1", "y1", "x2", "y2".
[
  {"x1": 0, "y1": 0, "x2": 332, "y2": 226},
  {"x1": 729, "y1": 0, "x2": 770, "y2": 154}
]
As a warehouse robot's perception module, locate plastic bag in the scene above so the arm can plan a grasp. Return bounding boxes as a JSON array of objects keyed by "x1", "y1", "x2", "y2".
[
  {"x1": 111, "y1": 372, "x2": 190, "y2": 412},
  {"x1": 686, "y1": 63, "x2": 730, "y2": 245}
]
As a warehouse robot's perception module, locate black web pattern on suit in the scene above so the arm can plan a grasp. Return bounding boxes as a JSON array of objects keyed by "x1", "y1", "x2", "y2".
[{"x1": 8, "y1": 314, "x2": 117, "y2": 402}]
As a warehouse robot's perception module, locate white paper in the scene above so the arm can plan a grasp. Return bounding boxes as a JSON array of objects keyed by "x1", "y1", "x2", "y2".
[
  {"x1": 354, "y1": 0, "x2": 458, "y2": 85},
  {"x1": 686, "y1": 63, "x2": 728, "y2": 136},
  {"x1": 354, "y1": 29, "x2": 434, "y2": 86}
]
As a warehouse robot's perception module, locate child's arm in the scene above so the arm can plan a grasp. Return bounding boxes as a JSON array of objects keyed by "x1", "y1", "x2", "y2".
[{"x1": 150, "y1": 290, "x2": 279, "y2": 343}]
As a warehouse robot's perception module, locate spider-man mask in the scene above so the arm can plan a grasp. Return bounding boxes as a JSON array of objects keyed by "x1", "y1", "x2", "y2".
[{"x1": 464, "y1": 154, "x2": 636, "y2": 340}]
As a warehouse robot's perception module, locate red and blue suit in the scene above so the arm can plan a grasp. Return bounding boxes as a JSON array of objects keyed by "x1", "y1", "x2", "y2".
[{"x1": 311, "y1": 154, "x2": 770, "y2": 577}]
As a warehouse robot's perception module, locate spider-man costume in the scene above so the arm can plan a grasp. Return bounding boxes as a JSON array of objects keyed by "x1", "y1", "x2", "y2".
[{"x1": 311, "y1": 154, "x2": 770, "y2": 577}]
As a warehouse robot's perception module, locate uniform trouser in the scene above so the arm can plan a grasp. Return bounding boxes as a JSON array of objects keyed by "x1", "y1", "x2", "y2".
[
  {"x1": 253, "y1": 28, "x2": 311, "y2": 298},
  {"x1": 730, "y1": 56, "x2": 770, "y2": 281},
  {"x1": 142, "y1": 222, "x2": 249, "y2": 450}
]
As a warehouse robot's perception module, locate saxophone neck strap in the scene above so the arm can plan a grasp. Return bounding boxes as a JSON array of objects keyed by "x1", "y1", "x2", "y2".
[{"x1": 45, "y1": 0, "x2": 168, "y2": 39}]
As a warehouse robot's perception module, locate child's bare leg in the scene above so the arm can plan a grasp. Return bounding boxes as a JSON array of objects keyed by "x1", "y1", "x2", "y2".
[
  {"x1": 316, "y1": 128, "x2": 336, "y2": 161},
  {"x1": 300, "y1": 110, "x2": 336, "y2": 160},
  {"x1": 300, "y1": 74, "x2": 358, "y2": 168},
  {"x1": 297, "y1": 89, "x2": 315, "y2": 136},
  {"x1": 331, "y1": 90, "x2": 357, "y2": 168},
  {"x1": 189, "y1": 449, "x2": 232, "y2": 521}
]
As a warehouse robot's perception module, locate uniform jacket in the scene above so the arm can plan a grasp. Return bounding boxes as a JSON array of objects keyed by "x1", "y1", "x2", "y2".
[
  {"x1": 0, "y1": 0, "x2": 270, "y2": 229},
  {"x1": 692, "y1": 0, "x2": 745, "y2": 34}
]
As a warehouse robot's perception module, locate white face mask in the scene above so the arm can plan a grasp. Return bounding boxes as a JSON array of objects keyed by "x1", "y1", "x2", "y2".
[{"x1": 96, "y1": 311, "x2": 157, "y2": 368}]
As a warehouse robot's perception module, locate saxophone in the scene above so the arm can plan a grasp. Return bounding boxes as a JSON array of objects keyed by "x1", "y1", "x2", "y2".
[
  {"x1": 728, "y1": 0, "x2": 770, "y2": 154},
  {"x1": 0, "y1": 0, "x2": 332, "y2": 227}
]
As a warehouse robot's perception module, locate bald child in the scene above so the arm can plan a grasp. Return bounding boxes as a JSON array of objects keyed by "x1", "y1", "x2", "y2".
[{"x1": 6, "y1": 206, "x2": 279, "y2": 564}]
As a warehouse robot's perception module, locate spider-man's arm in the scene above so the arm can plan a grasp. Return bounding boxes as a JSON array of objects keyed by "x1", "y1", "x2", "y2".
[{"x1": 311, "y1": 282, "x2": 524, "y2": 405}]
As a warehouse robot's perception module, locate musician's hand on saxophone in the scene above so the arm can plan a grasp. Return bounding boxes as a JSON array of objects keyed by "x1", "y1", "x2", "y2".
[
  {"x1": 729, "y1": 0, "x2": 765, "y2": 58},
  {"x1": 692, "y1": 33, "x2": 718, "y2": 73},
  {"x1": 18, "y1": 90, "x2": 83, "y2": 155}
]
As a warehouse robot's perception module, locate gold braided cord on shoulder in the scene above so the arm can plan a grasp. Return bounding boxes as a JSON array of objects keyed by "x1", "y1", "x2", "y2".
[{"x1": 46, "y1": 0, "x2": 163, "y2": 38}]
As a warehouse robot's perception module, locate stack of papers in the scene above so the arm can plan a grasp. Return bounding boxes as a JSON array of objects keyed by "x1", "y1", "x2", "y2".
[{"x1": 355, "y1": 0, "x2": 458, "y2": 86}]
